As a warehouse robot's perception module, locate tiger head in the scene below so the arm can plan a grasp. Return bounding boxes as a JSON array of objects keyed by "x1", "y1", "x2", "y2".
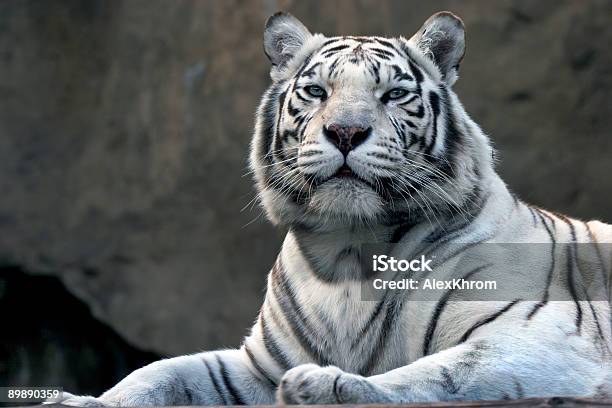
[{"x1": 250, "y1": 12, "x2": 494, "y2": 229}]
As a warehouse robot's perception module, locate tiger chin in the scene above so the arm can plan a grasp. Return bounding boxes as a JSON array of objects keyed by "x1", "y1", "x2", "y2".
[{"x1": 58, "y1": 11, "x2": 612, "y2": 407}]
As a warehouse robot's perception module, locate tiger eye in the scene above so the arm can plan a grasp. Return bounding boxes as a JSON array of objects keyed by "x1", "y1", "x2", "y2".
[
  {"x1": 304, "y1": 85, "x2": 327, "y2": 98},
  {"x1": 386, "y1": 88, "x2": 408, "y2": 100}
]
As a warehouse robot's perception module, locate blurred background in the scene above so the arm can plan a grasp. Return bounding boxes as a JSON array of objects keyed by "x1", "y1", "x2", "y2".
[{"x1": 0, "y1": 0, "x2": 611, "y2": 399}]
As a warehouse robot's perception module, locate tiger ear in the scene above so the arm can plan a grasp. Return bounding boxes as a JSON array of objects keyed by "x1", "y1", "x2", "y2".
[
  {"x1": 409, "y1": 11, "x2": 465, "y2": 85},
  {"x1": 264, "y1": 12, "x2": 312, "y2": 72}
]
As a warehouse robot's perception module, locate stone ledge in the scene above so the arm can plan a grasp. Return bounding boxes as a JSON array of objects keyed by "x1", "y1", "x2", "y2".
[{"x1": 20, "y1": 397, "x2": 612, "y2": 408}]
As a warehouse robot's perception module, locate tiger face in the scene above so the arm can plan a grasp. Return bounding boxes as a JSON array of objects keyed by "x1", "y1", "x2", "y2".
[{"x1": 251, "y1": 12, "x2": 491, "y2": 228}]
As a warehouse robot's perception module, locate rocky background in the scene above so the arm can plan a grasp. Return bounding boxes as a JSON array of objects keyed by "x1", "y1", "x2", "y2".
[{"x1": 0, "y1": 0, "x2": 611, "y2": 397}]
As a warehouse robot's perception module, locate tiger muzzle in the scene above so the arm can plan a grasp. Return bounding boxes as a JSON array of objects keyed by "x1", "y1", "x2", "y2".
[{"x1": 323, "y1": 124, "x2": 372, "y2": 157}]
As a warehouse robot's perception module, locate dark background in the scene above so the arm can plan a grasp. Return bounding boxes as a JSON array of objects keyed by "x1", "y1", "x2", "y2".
[{"x1": 0, "y1": 0, "x2": 611, "y2": 398}]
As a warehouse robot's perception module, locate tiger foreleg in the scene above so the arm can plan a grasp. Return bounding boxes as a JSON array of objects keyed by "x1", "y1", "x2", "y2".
[
  {"x1": 58, "y1": 349, "x2": 276, "y2": 406},
  {"x1": 278, "y1": 334, "x2": 607, "y2": 404}
]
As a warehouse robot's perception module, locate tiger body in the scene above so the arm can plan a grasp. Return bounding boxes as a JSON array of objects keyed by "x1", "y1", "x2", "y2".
[{"x1": 60, "y1": 11, "x2": 612, "y2": 407}]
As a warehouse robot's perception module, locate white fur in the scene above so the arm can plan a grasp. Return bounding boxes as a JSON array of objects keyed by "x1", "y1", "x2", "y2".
[{"x1": 57, "y1": 12, "x2": 612, "y2": 407}]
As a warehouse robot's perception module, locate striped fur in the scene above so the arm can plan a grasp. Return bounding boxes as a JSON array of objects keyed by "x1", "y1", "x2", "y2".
[{"x1": 58, "y1": 11, "x2": 612, "y2": 407}]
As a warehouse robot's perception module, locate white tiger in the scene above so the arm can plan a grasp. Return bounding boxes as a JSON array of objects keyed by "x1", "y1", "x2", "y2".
[{"x1": 59, "y1": 11, "x2": 612, "y2": 406}]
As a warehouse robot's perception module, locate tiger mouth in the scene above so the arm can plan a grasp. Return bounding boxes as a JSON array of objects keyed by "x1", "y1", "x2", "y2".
[
  {"x1": 334, "y1": 164, "x2": 355, "y2": 177},
  {"x1": 304, "y1": 163, "x2": 378, "y2": 192},
  {"x1": 326, "y1": 164, "x2": 380, "y2": 191}
]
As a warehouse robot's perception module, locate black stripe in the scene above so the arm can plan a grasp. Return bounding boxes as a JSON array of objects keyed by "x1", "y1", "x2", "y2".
[
  {"x1": 390, "y1": 222, "x2": 416, "y2": 243},
  {"x1": 292, "y1": 54, "x2": 313, "y2": 86},
  {"x1": 535, "y1": 207, "x2": 557, "y2": 230},
  {"x1": 359, "y1": 298, "x2": 403, "y2": 375},
  {"x1": 366, "y1": 152, "x2": 400, "y2": 162},
  {"x1": 270, "y1": 259, "x2": 331, "y2": 365},
  {"x1": 453, "y1": 340, "x2": 488, "y2": 373},
  {"x1": 582, "y1": 222, "x2": 609, "y2": 349},
  {"x1": 184, "y1": 387, "x2": 194, "y2": 405},
  {"x1": 297, "y1": 114, "x2": 313, "y2": 143},
  {"x1": 405, "y1": 104, "x2": 425, "y2": 118},
  {"x1": 203, "y1": 357, "x2": 227, "y2": 405},
  {"x1": 328, "y1": 56, "x2": 342, "y2": 78},
  {"x1": 584, "y1": 222, "x2": 610, "y2": 290},
  {"x1": 369, "y1": 47, "x2": 395, "y2": 58},
  {"x1": 555, "y1": 213, "x2": 584, "y2": 334},
  {"x1": 272, "y1": 88, "x2": 288, "y2": 163},
  {"x1": 281, "y1": 130, "x2": 298, "y2": 144},
  {"x1": 352, "y1": 297, "x2": 386, "y2": 350},
  {"x1": 408, "y1": 59, "x2": 424, "y2": 85},
  {"x1": 370, "y1": 51, "x2": 392, "y2": 60},
  {"x1": 373, "y1": 38, "x2": 396, "y2": 50},
  {"x1": 175, "y1": 373, "x2": 192, "y2": 404},
  {"x1": 244, "y1": 343, "x2": 277, "y2": 387},
  {"x1": 258, "y1": 85, "x2": 281, "y2": 167},
  {"x1": 439, "y1": 86, "x2": 461, "y2": 178},
  {"x1": 458, "y1": 299, "x2": 522, "y2": 343},
  {"x1": 510, "y1": 192, "x2": 519, "y2": 207},
  {"x1": 391, "y1": 64, "x2": 413, "y2": 81},
  {"x1": 513, "y1": 377, "x2": 525, "y2": 399},
  {"x1": 294, "y1": 90, "x2": 309, "y2": 103},
  {"x1": 216, "y1": 355, "x2": 246, "y2": 405},
  {"x1": 350, "y1": 224, "x2": 419, "y2": 356},
  {"x1": 526, "y1": 211, "x2": 556, "y2": 320},
  {"x1": 424, "y1": 91, "x2": 440, "y2": 156},
  {"x1": 527, "y1": 206, "x2": 538, "y2": 227},
  {"x1": 389, "y1": 116, "x2": 406, "y2": 145},
  {"x1": 322, "y1": 38, "x2": 340, "y2": 47},
  {"x1": 322, "y1": 44, "x2": 350, "y2": 55},
  {"x1": 332, "y1": 374, "x2": 343, "y2": 401},
  {"x1": 372, "y1": 60, "x2": 381, "y2": 84},
  {"x1": 293, "y1": 114, "x2": 306, "y2": 127},
  {"x1": 423, "y1": 265, "x2": 490, "y2": 356},
  {"x1": 566, "y1": 243, "x2": 583, "y2": 334},
  {"x1": 399, "y1": 95, "x2": 419, "y2": 106},
  {"x1": 300, "y1": 62, "x2": 321, "y2": 78},
  {"x1": 440, "y1": 366, "x2": 460, "y2": 394},
  {"x1": 287, "y1": 99, "x2": 300, "y2": 117},
  {"x1": 260, "y1": 309, "x2": 292, "y2": 370},
  {"x1": 553, "y1": 212, "x2": 575, "y2": 238},
  {"x1": 585, "y1": 298, "x2": 608, "y2": 351},
  {"x1": 403, "y1": 119, "x2": 417, "y2": 129}
]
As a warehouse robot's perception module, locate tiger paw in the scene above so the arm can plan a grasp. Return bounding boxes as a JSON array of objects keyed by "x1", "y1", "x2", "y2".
[
  {"x1": 50, "y1": 392, "x2": 112, "y2": 407},
  {"x1": 277, "y1": 364, "x2": 384, "y2": 405}
]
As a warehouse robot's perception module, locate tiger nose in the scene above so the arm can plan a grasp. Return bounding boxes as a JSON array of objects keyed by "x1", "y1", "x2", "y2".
[{"x1": 323, "y1": 124, "x2": 372, "y2": 157}]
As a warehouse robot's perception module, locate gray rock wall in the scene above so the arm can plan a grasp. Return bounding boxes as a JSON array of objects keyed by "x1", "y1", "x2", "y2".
[{"x1": 0, "y1": 0, "x2": 610, "y2": 386}]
